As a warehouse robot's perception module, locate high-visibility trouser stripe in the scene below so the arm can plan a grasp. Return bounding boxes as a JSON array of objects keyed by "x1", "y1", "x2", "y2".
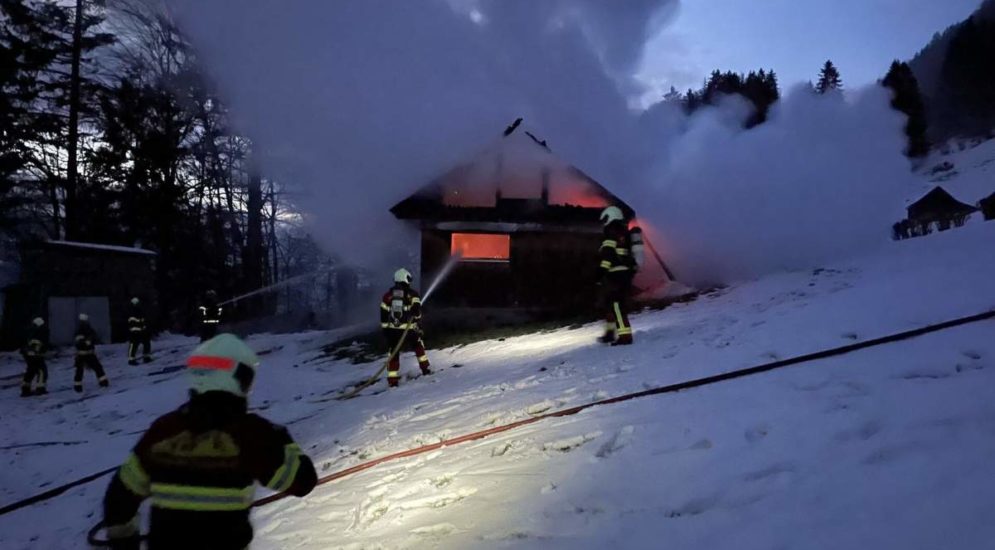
[
  {"x1": 601, "y1": 239, "x2": 617, "y2": 249},
  {"x1": 386, "y1": 323, "x2": 416, "y2": 330},
  {"x1": 600, "y1": 260, "x2": 612, "y2": 269},
  {"x1": 203, "y1": 319, "x2": 220, "y2": 324},
  {"x1": 609, "y1": 266, "x2": 630, "y2": 272},
  {"x1": 613, "y1": 302, "x2": 630, "y2": 332},
  {"x1": 119, "y1": 453, "x2": 150, "y2": 497},
  {"x1": 129, "y1": 327, "x2": 143, "y2": 332},
  {"x1": 266, "y1": 444, "x2": 303, "y2": 492},
  {"x1": 410, "y1": 297, "x2": 422, "y2": 305},
  {"x1": 387, "y1": 371, "x2": 400, "y2": 378},
  {"x1": 150, "y1": 483, "x2": 253, "y2": 511},
  {"x1": 417, "y1": 355, "x2": 429, "y2": 364},
  {"x1": 128, "y1": 317, "x2": 141, "y2": 323},
  {"x1": 617, "y1": 249, "x2": 630, "y2": 256}
]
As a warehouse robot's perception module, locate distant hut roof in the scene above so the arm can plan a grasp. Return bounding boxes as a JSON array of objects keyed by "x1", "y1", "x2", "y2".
[
  {"x1": 391, "y1": 120, "x2": 633, "y2": 224},
  {"x1": 907, "y1": 186, "x2": 978, "y2": 221},
  {"x1": 42, "y1": 240, "x2": 157, "y2": 256}
]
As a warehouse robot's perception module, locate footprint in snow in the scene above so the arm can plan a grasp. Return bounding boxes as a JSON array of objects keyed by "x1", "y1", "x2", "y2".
[
  {"x1": 742, "y1": 463, "x2": 795, "y2": 483},
  {"x1": 834, "y1": 420, "x2": 882, "y2": 443},
  {"x1": 543, "y1": 431, "x2": 602, "y2": 453},
  {"x1": 666, "y1": 494, "x2": 719, "y2": 518},
  {"x1": 596, "y1": 426, "x2": 634, "y2": 458},
  {"x1": 744, "y1": 424, "x2": 770, "y2": 443}
]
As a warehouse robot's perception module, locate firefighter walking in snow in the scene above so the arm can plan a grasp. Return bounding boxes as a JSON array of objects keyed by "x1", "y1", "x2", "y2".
[
  {"x1": 101, "y1": 334, "x2": 317, "y2": 550},
  {"x1": 74, "y1": 313, "x2": 109, "y2": 393},
  {"x1": 198, "y1": 290, "x2": 223, "y2": 342},
  {"x1": 127, "y1": 297, "x2": 153, "y2": 365},
  {"x1": 20, "y1": 317, "x2": 49, "y2": 396},
  {"x1": 381, "y1": 268, "x2": 431, "y2": 387},
  {"x1": 598, "y1": 206, "x2": 644, "y2": 346}
]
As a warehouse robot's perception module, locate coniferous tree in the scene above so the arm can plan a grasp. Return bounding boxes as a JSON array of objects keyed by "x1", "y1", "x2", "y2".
[
  {"x1": 816, "y1": 60, "x2": 843, "y2": 94},
  {"x1": 882, "y1": 61, "x2": 930, "y2": 157}
]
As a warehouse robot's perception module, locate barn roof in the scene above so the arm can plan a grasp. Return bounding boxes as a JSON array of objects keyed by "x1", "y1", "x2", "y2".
[
  {"x1": 391, "y1": 120, "x2": 634, "y2": 224},
  {"x1": 907, "y1": 186, "x2": 978, "y2": 220}
]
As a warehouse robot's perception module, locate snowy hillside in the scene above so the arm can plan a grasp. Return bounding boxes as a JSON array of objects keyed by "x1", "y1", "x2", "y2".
[
  {"x1": 2, "y1": 222, "x2": 995, "y2": 549},
  {"x1": 914, "y1": 138, "x2": 995, "y2": 206}
]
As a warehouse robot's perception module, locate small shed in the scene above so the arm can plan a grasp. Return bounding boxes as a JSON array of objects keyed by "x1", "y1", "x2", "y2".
[
  {"x1": 391, "y1": 122, "x2": 665, "y2": 314},
  {"x1": 907, "y1": 186, "x2": 978, "y2": 223},
  {"x1": 1, "y1": 240, "x2": 157, "y2": 349}
]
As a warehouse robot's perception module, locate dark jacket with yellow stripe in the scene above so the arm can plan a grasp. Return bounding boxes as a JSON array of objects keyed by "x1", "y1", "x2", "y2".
[
  {"x1": 599, "y1": 221, "x2": 637, "y2": 282},
  {"x1": 127, "y1": 304, "x2": 147, "y2": 337},
  {"x1": 23, "y1": 324, "x2": 48, "y2": 358},
  {"x1": 103, "y1": 392, "x2": 317, "y2": 549},
  {"x1": 380, "y1": 284, "x2": 423, "y2": 331},
  {"x1": 75, "y1": 323, "x2": 98, "y2": 355}
]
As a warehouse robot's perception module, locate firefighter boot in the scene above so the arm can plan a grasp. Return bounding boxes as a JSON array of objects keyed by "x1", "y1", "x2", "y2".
[
  {"x1": 611, "y1": 334, "x2": 634, "y2": 346},
  {"x1": 20, "y1": 384, "x2": 31, "y2": 397},
  {"x1": 599, "y1": 321, "x2": 617, "y2": 344}
]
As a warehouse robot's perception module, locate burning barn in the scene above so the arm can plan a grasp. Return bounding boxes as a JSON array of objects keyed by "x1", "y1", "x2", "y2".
[{"x1": 390, "y1": 121, "x2": 670, "y2": 316}]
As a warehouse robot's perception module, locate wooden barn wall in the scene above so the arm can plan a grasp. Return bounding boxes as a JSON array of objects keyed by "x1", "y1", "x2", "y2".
[{"x1": 420, "y1": 229, "x2": 600, "y2": 311}]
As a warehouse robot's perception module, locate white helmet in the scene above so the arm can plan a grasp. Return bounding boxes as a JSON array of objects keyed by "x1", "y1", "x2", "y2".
[
  {"x1": 131, "y1": 297, "x2": 140, "y2": 305},
  {"x1": 394, "y1": 268, "x2": 413, "y2": 284},
  {"x1": 32, "y1": 317, "x2": 45, "y2": 327},
  {"x1": 600, "y1": 206, "x2": 625, "y2": 226},
  {"x1": 186, "y1": 334, "x2": 261, "y2": 397},
  {"x1": 78, "y1": 313, "x2": 89, "y2": 322}
]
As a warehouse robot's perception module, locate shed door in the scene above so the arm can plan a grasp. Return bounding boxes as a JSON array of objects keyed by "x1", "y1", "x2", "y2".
[{"x1": 48, "y1": 296, "x2": 111, "y2": 346}]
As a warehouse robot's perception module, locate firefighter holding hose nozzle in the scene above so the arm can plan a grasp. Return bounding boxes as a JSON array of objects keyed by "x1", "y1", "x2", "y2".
[
  {"x1": 598, "y1": 206, "x2": 645, "y2": 346},
  {"x1": 380, "y1": 268, "x2": 432, "y2": 387}
]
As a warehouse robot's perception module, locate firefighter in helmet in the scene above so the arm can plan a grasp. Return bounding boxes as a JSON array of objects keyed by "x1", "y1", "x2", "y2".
[
  {"x1": 598, "y1": 206, "x2": 645, "y2": 346},
  {"x1": 74, "y1": 313, "x2": 110, "y2": 392},
  {"x1": 20, "y1": 317, "x2": 49, "y2": 396},
  {"x1": 380, "y1": 268, "x2": 431, "y2": 387},
  {"x1": 198, "y1": 290, "x2": 223, "y2": 342},
  {"x1": 127, "y1": 297, "x2": 153, "y2": 365},
  {"x1": 102, "y1": 334, "x2": 318, "y2": 550}
]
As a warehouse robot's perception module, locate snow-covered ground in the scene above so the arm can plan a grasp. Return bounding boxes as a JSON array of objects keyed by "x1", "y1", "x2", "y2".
[
  {"x1": 916, "y1": 137, "x2": 995, "y2": 205},
  {"x1": 1, "y1": 221, "x2": 995, "y2": 549}
]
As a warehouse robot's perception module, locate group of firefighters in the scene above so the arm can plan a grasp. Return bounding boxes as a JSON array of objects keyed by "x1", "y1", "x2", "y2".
[
  {"x1": 18, "y1": 294, "x2": 224, "y2": 398},
  {"x1": 10, "y1": 205, "x2": 642, "y2": 548}
]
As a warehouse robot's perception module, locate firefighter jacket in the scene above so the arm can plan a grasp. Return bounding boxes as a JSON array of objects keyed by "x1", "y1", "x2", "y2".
[
  {"x1": 380, "y1": 284, "x2": 423, "y2": 331},
  {"x1": 23, "y1": 324, "x2": 49, "y2": 358},
  {"x1": 103, "y1": 392, "x2": 317, "y2": 550},
  {"x1": 75, "y1": 323, "x2": 98, "y2": 355},
  {"x1": 599, "y1": 221, "x2": 640, "y2": 281},
  {"x1": 127, "y1": 304, "x2": 147, "y2": 336},
  {"x1": 199, "y1": 300, "x2": 223, "y2": 326}
]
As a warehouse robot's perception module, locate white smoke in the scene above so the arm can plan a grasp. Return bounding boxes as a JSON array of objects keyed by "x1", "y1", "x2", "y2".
[
  {"x1": 171, "y1": 0, "x2": 672, "y2": 272},
  {"x1": 173, "y1": 0, "x2": 917, "y2": 286},
  {"x1": 632, "y1": 84, "x2": 913, "y2": 285}
]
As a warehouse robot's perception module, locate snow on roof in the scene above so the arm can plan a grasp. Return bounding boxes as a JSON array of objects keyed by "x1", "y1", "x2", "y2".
[{"x1": 46, "y1": 240, "x2": 157, "y2": 256}]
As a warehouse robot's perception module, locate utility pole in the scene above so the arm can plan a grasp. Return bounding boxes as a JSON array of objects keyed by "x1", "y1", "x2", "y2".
[{"x1": 65, "y1": 0, "x2": 85, "y2": 240}]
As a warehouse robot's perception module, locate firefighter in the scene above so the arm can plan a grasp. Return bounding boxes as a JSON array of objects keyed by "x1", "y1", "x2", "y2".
[
  {"x1": 102, "y1": 334, "x2": 318, "y2": 550},
  {"x1": 20, "y1": 317, "x2": 49, "y2": 397},
  {"x1": 198, "y1": 290, "x2": 223, "y2": 342},
  {"x1": 598, "y1": 206, "x2": 644, "y2": 346},
  {"x1": 74, "y1": 313, "x2": 109, "y2": 393},
  {"x1": 380, "y1": 268, "x2": 431, "y2": 387},
  {"x1": 127, "y1": 297, "x2": 153, "y2": 366}
]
